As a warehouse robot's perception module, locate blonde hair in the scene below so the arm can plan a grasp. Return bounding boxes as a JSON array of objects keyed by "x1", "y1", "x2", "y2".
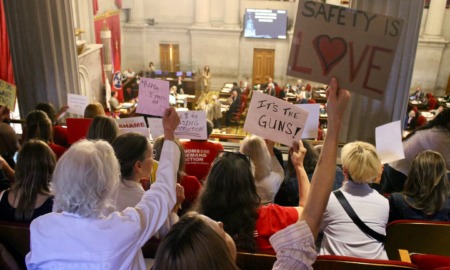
[
  {"x1": 84, "y1": 102, "x2": 105, "y2": 118},
  {"x1": 52, "y1": 140, "x2": 120, "y2": 218},
  {"x1": 341, "y1": 141, "x2": 380, "y2": 184},
  {"x1": 240, "y1": 135, "x2": 271, "y2": 181}
]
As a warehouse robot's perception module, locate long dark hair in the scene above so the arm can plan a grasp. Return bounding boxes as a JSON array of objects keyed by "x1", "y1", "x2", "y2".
[
  {"x1": 26, "y1": 110, "x2": 54, "y2": 143},
  {"x1": 402, "y1": 150, "x2": 450, "y2": 215},
  {"x1": 404, "y1": 108, "x2": 450, "y2": 141},
  {"x1": 153, "y1": 212, "x2": 239, "y2": 270},
  {"x1": 111, "y1": 132, "x2": 149, "y2": 180},
  {"x1": 196, "y1": 153, "x2": 260, "y2": 251},
  {"x1": 11, "y1": 140, "x2": 55, "y2": 221}
]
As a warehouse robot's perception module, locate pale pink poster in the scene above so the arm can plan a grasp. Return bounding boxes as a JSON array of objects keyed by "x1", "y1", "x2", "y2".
[
  {"x1": 137, "y1": 78, "x2": 170, "y2": 116},
  {"x1": 287, "y1": 0, "x2": 404, "y2": 100}
]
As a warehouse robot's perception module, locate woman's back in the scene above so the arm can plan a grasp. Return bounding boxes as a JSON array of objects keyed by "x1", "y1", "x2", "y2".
[
  {"x1": 0, "y1": 190, "x2": 53, "y2": 223},
  {"x1": 389, "y1": 193, "x2": 450, "y2": 222}
]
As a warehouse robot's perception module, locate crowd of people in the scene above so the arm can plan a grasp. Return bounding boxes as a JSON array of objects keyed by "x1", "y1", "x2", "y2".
[{"x1": 0, "y1": 76, "x2": 449, "y2": 269}]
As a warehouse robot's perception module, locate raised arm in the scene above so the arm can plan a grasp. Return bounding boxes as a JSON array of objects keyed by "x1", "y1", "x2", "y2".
[
  {"x1": 291, "y1": 140, "x2": 309, "y2": 209},
  {"x1": 134, "y1": 107, "x2": 181, "y2": 246},
  {"x1": 300, "y1": 78, "x2": 350, "y2": 239}
]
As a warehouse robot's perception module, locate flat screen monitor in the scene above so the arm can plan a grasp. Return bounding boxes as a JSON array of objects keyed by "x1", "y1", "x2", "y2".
[
  {"x1": 176, "y1": 71, "x2": 183, "y2": 77},
  {"x1": 185, "y1": 71, "x2": 193, "y2": 78},
  {"x1": 244, "y1": 9, "x2": 287, "y2": 39},
  {"x1": 154, "y1": 70, "x2": 163, "y2": 76}
]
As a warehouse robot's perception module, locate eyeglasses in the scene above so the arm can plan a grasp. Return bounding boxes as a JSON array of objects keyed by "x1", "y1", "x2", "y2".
[{"x1": 216, "y1": 151, "x2": 250, "y2": 163}]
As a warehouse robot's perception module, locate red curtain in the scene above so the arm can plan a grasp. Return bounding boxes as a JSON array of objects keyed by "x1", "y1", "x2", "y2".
[
  {"x1": 94, "y1": 13, "x2": 122, "y2": 101},
  {"x1": 93, "y1": 0, "x2": 99, "y2": 16},
  {"x1": 0, "y1": 0, "x2": 14, "y2": 85}
]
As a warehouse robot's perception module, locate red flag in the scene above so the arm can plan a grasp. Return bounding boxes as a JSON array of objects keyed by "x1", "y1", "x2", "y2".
[{"x1": 112, "y1": 41, "x2": 124, "y2": 102}]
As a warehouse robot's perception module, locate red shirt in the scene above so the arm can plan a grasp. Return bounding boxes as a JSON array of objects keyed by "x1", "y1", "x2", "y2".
[
  {"x1": 53, "y1": 125, "x2": 69, "y2": 147},
  {"x1": 180, "y1": 174, "x2": 202, "y2": 212},
  {"x1": 48, "y1": 143, "x2": 67, "y2": 160},
  {"x1": 181, "y1": 140, "x2": 224, "y2": 182},
  {"x1": 255, "y1": 204, "x2": 299, "y2": 253}
]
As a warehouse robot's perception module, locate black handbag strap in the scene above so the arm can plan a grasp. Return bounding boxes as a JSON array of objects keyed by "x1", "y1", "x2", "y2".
[{"x1": 333, "y1": 190, "x2": 386, "y2": 243}]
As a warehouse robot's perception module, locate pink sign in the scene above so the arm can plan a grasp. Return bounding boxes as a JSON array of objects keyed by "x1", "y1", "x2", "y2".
[
  {"x1": 287, "y1": 0, "x2": 404, "y2": 100},
  {"x1": 136, "y1": 78, "x2": 170, "y2": 116}
]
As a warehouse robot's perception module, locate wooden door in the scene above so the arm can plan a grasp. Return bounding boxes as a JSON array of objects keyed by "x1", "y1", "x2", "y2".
[
  {"x1": 159, "y1": 44, "x2": 180, "y2": 72},
  {"x1": 252, "y1": 49, "x2": 275, "y2": 85}
]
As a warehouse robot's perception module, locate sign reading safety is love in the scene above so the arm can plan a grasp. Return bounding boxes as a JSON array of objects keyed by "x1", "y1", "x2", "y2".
[{"x1": 287, "y1": 0, "x2": 404, "y2": 100}]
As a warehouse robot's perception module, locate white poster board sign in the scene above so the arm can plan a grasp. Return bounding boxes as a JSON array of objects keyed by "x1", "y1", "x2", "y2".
[
  {"x1": 137, "y1": 78, "x2": 170, "y2": 116},
  {"x1": 67, "y1": 94, "x2": 89, "y2": 116},
  {"x1": 287, "y1": 0, "x2": 404, "y2": 100},
  {"x1": 176, "y1": 110, "x2": 207, "y2": 140},
  {"x1": 297, "y1": 104, "x2": 320, "y2": 139},
  {"x1": 115, "y1": 116, "x2": 147, "y2": 129},
  {"x1": 148, "y1": 118, "x2": 164, "y2": 140},
  {"x1": 375, "y1": 120, "x2": 405, "y2": 164},
  {"x1": 243, "y1": 92, "x2": 309, "y2": 147},
  {"x1": 148, "y1": 111, "x2": 207, "y2": 141}
]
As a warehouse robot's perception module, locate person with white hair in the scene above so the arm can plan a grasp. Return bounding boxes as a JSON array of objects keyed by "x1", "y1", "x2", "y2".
[{"x1": 25, "y1": 107, "x2": 181, "y2": 270}]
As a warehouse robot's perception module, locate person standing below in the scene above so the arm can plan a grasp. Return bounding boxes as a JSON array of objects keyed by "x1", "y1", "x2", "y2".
[
  {"x1": 181, "y1": 120, "x2": 224, "y2": 183},
  {"x1": 231, "y1": 82, "x2": 241, "y2": 95},
  {"x1": 202, "y1": 66, "x2": 211, "y2": 92},
  {"x1": 225, "y1": 90, "x2": 241, "y2": 127},
  {"x1": 176, "y1": 77, "x2": 184, "y2": 95}
]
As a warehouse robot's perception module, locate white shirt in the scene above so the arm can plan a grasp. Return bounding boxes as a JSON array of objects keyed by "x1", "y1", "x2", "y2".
[
  {"x1": 25, "y1": 141, "x2": 180, "y2": 270},
  {"x1": 319, "y1": 181, "x2": 389, "y2": 259},
  {"x1": 390, "y1": 127, "x2": 450, "y2": 175},
  {"x1": 255, "y1": 156, "x2": 284, "y2": 205},
  {"x1": 113, "y1": 180, "x2": 179, "y2": 239}
]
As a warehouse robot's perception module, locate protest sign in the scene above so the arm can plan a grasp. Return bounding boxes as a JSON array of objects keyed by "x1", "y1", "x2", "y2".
[
  {"x1": 148, "y1": 118, "x2": 164, "y2": 140},
  {"x1": 287, "y1": 0, "x2": 404, "y2": 100},
  {"x1": 148, "y1": 111, "x2": 207, "y2": 140},
  {"x1": 375, "y1": 120, "x2": 405, "y2": 164},
  {"x1": 244, "y1": 92, "x2": 309, "y2": 147},
  {"x1": 115, "y1": 116, "x2": 147, "y2": 129},
  {"x1": 176, "y1": 110, "x2": 207, "y2": 140},
  {"x1": 137, "y1": 78, "x2": 170, "y2": 116},
  {"x1": 297, "y1": 104, "x2": 320, "y2": 139},
  {"x1": 0, "y1": 79, "x2": 16, "y2": 110},
  {"x1": 67, "y1": 94, "x2": 89, "y2": 116}
]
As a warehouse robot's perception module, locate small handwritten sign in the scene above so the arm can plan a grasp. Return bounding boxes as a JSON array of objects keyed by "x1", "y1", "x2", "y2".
[
  {"x1": 244, "y1": 92, "x2": 309, "y2": 147},
  {"x1": 375, "y1": 120, "x2": 405, "y2": 164},
  {"x1": 0, "y1": 79, "x2": 16, "y2": 110},
  {"x1": 137, "y1": 78, "x2": 170, "y2": 116},
  {"x1": 176, "y1": 110, "x2": 207, "y2": 140},
  {"x1": 287, "y1": 0, "x2": 404, "y2": 100},
  {"x1": 115, "y1": 116, "x2": 147, "y2": 129},
  {"x1": 147, "y1": 111, "x2": 207, "y2": 140},
  {"x1": 67, "y1": 94, "x2": 89, "y2": 116}
]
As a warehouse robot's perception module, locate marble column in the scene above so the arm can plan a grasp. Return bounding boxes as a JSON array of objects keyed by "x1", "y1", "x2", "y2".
[
  {"x1": 3, "y1": 0, "x2": 79, "y2": 116},
  {"x1": 195, "y1": 0, "x2": 210, "y2": 25},
  {"x1": 224, "y1": 0, "x2": 239, "y2": 28},
  {"x1": 422, "y1": 0, "x2": 446, "y2": 39},
  {"x1": 100, "y1": 24, "x2": 113, "y2": 82},
  {"x1": 128, "y1": 0, "x2": 146, "y2": 25}
]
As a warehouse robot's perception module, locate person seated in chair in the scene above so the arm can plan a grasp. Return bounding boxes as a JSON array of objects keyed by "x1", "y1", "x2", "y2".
[
  {"x1": 225, "y1": 90, "x2": 241, "y2": 127},
  {"x1": 109, "y1": 91, "x2": 122, "y2": 111}
]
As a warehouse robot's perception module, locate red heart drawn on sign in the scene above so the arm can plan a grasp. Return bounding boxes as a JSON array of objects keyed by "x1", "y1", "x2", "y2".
[{"x1": 313, "y1": 35, "x2": 347, "y2": 76}]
